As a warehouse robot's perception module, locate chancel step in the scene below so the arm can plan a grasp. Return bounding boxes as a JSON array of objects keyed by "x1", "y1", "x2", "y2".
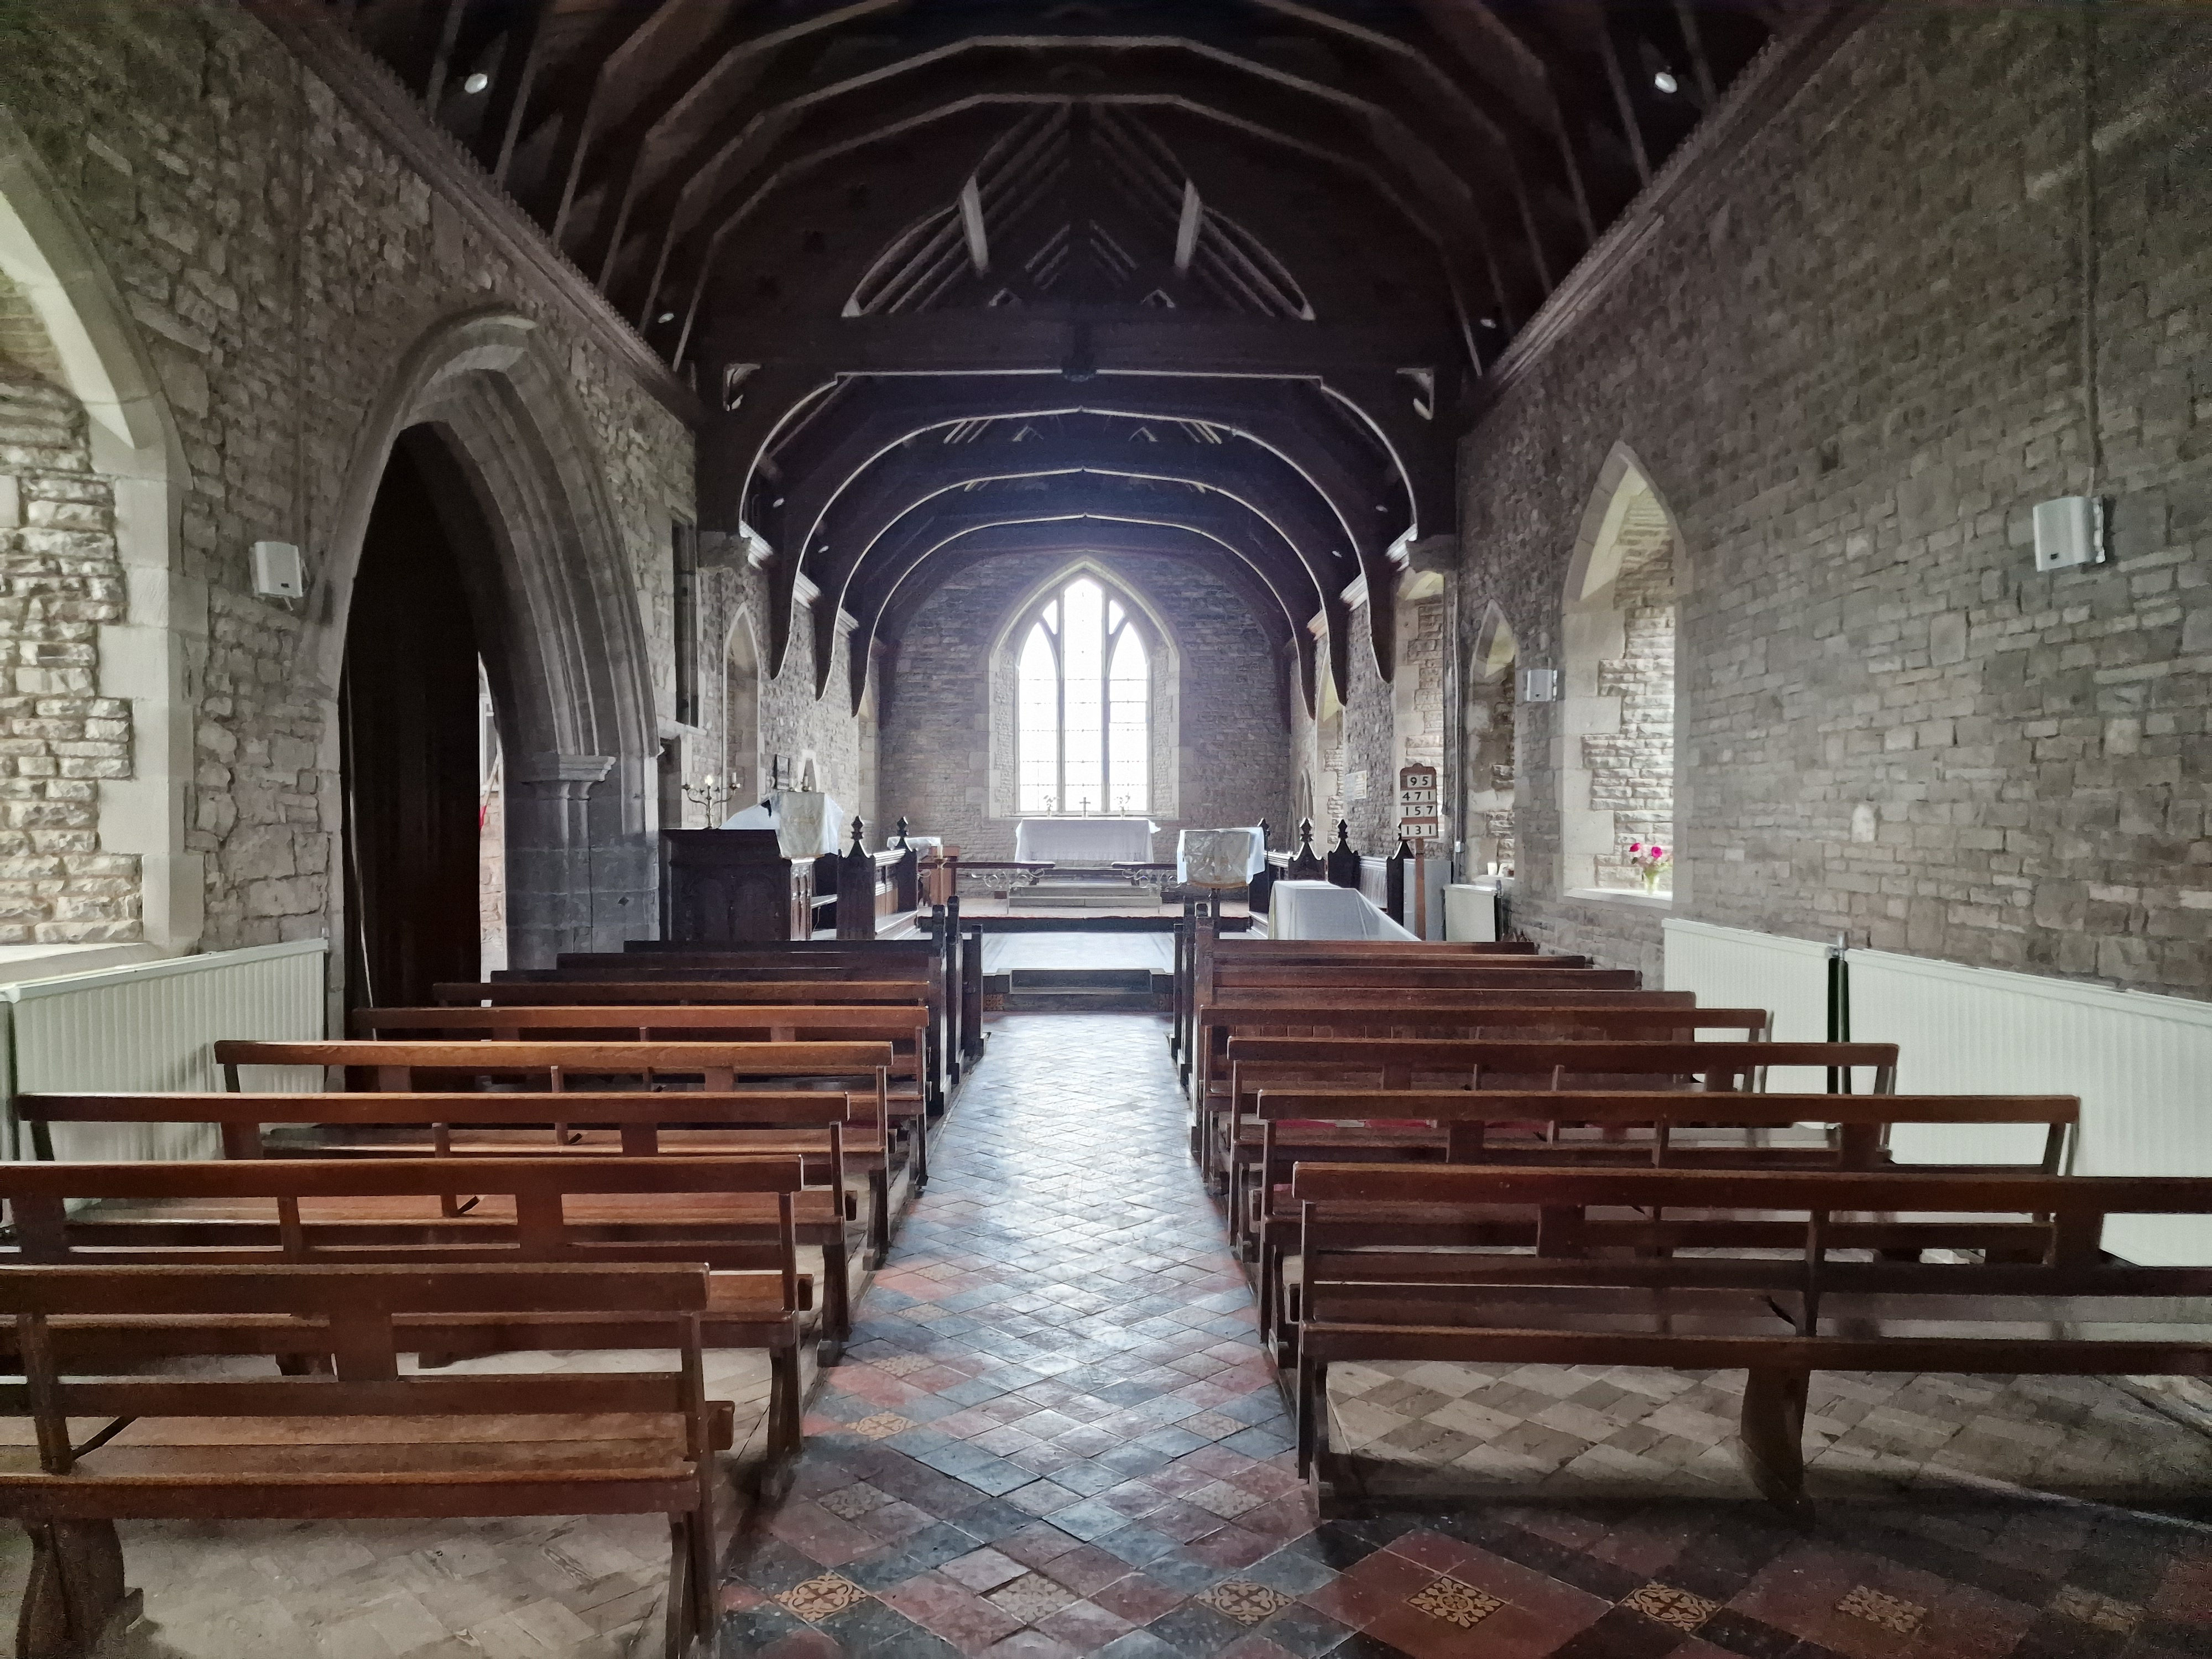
[{"x1": 993, "y1": 967, "x2": 1168, "y2": 1011}]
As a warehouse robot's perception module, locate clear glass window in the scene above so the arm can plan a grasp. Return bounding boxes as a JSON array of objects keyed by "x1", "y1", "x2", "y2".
[{"x1": 1015, "y1": 577, "x2": 1150, "y2": 815}]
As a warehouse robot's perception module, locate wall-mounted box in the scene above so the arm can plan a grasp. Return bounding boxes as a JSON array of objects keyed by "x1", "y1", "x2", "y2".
[
  {"x1": 252, "y1": 540, "x2": 305, "y2": 599},
  {"x1": 2033, "y1": 496, "x2": 2106, "y2": 573}
]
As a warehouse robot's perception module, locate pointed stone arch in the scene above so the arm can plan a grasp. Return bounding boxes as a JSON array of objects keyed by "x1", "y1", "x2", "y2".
[
  {"x1": 320, "y1": 309, "x2": 659, "y2": 967},
  {"x1": 0, "y1": 107, "x2": 199, "y2": 952},
  {"x1": 1467, "y1": 602, "x2": 1520, "y2": 875},
  {"x1": 1559, "y1": 444, "x2": 1681, "y2": 900}
]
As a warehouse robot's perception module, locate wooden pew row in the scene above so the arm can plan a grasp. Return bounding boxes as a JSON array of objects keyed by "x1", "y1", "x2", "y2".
[
  {"x1": 0, "y1": 1157, "x2": 818, "y2": 1467},
  {"x1": 1170, "y1": 932, "x2": 1597, "y2": 1076},
  {"x1": 1282, "y1": 1163, "x2": 2212, "y2": 1515},
  {"x1": 0, "y1": 1262, "x2": 725, "y2": 1659},
  {"x1": 1214, "y1": 1039, "x2": 1898, "y2": 1212},
  {"x1": 347, "y1": 1008, "x2": 931, "y2": 1192},
  {"x1": 1188, "y1": 963, "x2": 1644, "y2": 1091},
  {"x1": 1192, "y1": 1003, "x2": 1773, "y2": 1178},
  {"x1": 13, "y1": 1090, "x2": 883, "y2": 1339},
  {"x1": 509, "y1": 947, "x2": 955, "y2": 1113},
  {"x1": 1248, "y1": 1089, "x2": 2081, "y2": 1348},
  {"x1": 437, "y1": 979, "x2": 930, "y2": 1006}
]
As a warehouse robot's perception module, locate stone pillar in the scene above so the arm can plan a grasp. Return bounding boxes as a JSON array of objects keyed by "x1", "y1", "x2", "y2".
[{"x1": 504, "y1": 752, "x2": 613, "y2": 969}]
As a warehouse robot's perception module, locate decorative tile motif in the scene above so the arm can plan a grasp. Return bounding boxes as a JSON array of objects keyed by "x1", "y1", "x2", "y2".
[
  {"x1": 1196, "y1": 1578, "x2": 1295, "y2": 1626},
  {"x1": 870, "y1": 1353, "x2": 937, "y2": 1378},
  {"x1": 987, "y1": 1572, "x2": 1079, "y2": 1624},
  {"x1": 849, "y1": 1412, "x2": 915, "y2": 1439},
  {"x1": 1621, "y1": 1581, "x2": 1721, "y2": 1630},
  {"x1": 1186, "y1": 1479, "x2": 1263, "y2": 1519},
  {"x1": 816, "y1": 1481, "x2": 894, "y2": 1520},
  {"x1": 1406, "y1": 1575, "x2": 1505, "y2": 1629},
  {"x1": 2052, "y1": 1584, "x2": 2142, "y2": 1632},
  {"x1": 776, "y1": 1573, "x2": 870, "y2": 1623},
  {"x1": 1836, "y1": 1583, "x2": 1927, "y2": 1634}
]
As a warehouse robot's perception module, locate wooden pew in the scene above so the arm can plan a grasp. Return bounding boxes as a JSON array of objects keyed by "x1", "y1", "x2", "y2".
[
  {"x1": 1192, "y1": 1000, "x2": 1772, "y2": 1178},
  {"x1": 0, "y1": 1262, "x2": 725, "y2": 1659},
  {"x1": 1249, "y1": 1089, "x2": 2081, "y2": 1349},
  {"x1": 13, "y1": 1091, "x2": 884, "y2": 1337},
  {"x1": 0, "y1": 1156, "x2": 817, "y2": 1470},
  {"x1": 519, "y1": 943, "x2": 956, "y2": 1111},
  {"x1": 1283, "y1": 1164, "x2": 2212, "y2": 1515},
  {"x1": 348, "y1": 1005, "x2": 931, "y2": 1197},
  {"x1": 437, "y1": 979, "x2": 930, "y2": 1006},
  {"x1": 1212, "y1": 1034, "x2": 1891, "y2": 1199},
  {"x1": 216, "y1": 1039, "x2": 886, "y2": 1334}
]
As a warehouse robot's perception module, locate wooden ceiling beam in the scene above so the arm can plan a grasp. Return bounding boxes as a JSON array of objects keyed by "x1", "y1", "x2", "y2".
[
  {"x1": 799, "y1": 431, "x2": 1360, "y2": 695},
  {"x1": 844, "y1": 489, "x2": 1330, "y2": 712},
  {"x1": 862, "y1": 518, "x2": 1308, "y2": 717}
]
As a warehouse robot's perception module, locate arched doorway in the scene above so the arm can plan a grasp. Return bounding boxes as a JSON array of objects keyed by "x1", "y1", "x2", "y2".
[
  {"x1": 339, "y1": 432, "x2": 490, "y2": 1007},
  {"x1": 723, "y1": 615, "x2": 761, "y2": 812},
  {"x1": 1468, "y1": 604, "x2": 1520, "y2": 876}
]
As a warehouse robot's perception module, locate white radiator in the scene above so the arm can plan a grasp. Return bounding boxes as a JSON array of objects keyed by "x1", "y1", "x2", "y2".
[
  {"x1": 2, "y1": 938, "x2": 327, "y2": 1164},
  {"x1": 1662, "y1": 919, "x2": 1837, "y2": 1088},
  {"x1": 1850, "y1": 950, "x2": 2212, "y2": 1265}
]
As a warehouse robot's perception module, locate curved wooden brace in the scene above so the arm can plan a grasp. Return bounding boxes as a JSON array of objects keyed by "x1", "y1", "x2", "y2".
[
  {"x1": 797, "y1": 436, "x2": 1355, "y2": 695},
  {"x1": 855, "y1": 516, "x2": 1310, "y2": 717},
  {"x1": 847, "y1": 506, "x2": 1324, "y2": 718}
]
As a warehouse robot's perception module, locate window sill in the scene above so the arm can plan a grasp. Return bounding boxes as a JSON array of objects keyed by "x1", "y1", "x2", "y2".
[{"x1": 1566, "y1": 885, "x2": 1673, "y2": 910}]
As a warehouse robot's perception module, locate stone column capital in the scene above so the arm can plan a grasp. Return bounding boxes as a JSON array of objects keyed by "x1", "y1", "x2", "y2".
[{"x1": 509, "y1": 752, "x2": 615, "y2": 787}]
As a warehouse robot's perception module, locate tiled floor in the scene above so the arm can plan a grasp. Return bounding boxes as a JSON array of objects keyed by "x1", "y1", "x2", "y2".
[{"x1": 714, "y1": 1014, "x2": 2212, "y2": 1658}]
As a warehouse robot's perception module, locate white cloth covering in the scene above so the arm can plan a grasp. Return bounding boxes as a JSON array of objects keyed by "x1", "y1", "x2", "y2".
[
  {"x1": 1267, "y1": 879, "x2": 1418, "y2": 941},
  {"x1": 1013, "y1": 818, "x2": 1157, "y2": 864},
  {"x1": 719, "y1": 789, "x2": 848, "y2": 858},
  {"x1": 1177, "y1": 827, "x2": 1267, "y2": 886}
]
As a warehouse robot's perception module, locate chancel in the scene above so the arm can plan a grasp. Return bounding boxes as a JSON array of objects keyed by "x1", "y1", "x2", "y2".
[{"x1": 1, "y1": 3, "x2": 2208, "y2": 1656}]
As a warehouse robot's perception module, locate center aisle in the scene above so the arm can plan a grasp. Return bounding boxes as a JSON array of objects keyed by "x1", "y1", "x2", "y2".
[{"x1": 716, "y1": 1015, "x2": 2205, "y2": 1659}]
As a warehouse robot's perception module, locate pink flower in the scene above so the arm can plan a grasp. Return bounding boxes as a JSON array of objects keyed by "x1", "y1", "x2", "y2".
[
  {"x1": 1650, "y1": 846, "x2": 1665, "y2": 858},
  {"x1": 1628, "y1": 842, "x2": 1642, "y2": 853}
]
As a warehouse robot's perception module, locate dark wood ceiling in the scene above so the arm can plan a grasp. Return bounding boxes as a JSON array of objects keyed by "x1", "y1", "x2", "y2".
[{"x1": 312, "y1": 0, "x2": 1799, "y2": 705}]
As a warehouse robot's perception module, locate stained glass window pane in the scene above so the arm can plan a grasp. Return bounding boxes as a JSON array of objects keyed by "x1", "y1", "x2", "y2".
[{"x1": 1017, "y1": 622, "x2": 1059, "y2": 813}]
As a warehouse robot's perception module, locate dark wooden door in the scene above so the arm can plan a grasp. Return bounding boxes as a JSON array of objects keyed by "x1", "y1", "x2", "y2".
[{"x1": 340, "y1": 438, "x2": 484, "y2": 1009}]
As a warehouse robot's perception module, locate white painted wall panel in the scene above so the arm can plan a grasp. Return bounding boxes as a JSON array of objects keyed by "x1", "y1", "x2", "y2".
[
  {"x1": 2, "y1": 939, "x2": 326, "y2": 1164},
  {"x1": 1850, "y1": 950, "x2": 2212, "y2": 1265},
  {"x1": 1662, "y1": 919, "x2": 1835, "y2": 1089}
]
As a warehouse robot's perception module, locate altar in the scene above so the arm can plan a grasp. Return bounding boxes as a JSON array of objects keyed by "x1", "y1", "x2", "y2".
[{"x1": 1013, "y1": 817, "x2": 1157, "y2": 865}]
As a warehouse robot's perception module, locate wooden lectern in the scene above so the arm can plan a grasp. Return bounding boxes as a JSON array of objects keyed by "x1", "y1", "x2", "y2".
[{"x1": 662, "y1": 829, "x2": 814, "y2": 943}]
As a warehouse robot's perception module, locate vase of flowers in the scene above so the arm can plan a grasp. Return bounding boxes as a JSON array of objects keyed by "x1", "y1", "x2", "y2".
[{"x1": 1627, "y1": 841, "x2": 1671, "y2": 894}]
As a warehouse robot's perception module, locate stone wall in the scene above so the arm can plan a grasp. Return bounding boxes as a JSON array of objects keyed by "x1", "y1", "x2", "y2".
[
  {"x1": 692, "y1": 547, "x2": 873, "y2": 839},
  {"x1": 1586, "y1": 534, "x2": 1676, "y2": 891},
  {"x1": 3, "y1": 1, "x2": 705, "y2": 955},
  {"x1": 879, "y1": 552, "x2": 1291, "y2": 858},
  {"x1": 0, "y1": 335, "x2": 136, "y2": 941},
  {"x1": 1455, "y1": 5, "x2": 2212, "y2": 994}
]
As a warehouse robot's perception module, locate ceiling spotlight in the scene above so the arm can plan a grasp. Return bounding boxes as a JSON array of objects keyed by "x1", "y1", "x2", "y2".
[
  {"x1": 657, "y1": 311, "x2": 676, "y2": 324},
  {"x1": 462, "y1": 71, "x2": 490, "y2": 94},
  {"x1": 1478, "y1": 316, "x2": 1499, "y2": 331},
  {"x1": 1652, "y1": 70, "x2": 1679, "y2": 94}
]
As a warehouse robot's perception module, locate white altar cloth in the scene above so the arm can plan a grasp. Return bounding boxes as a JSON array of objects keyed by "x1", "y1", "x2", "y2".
[
  {"x1": 1267, "y1": 879, "x2": 1417, "y2": 941},
  {"x1": 721, "y1": 789, "x2": 848, "y2": 858},
  {"x1": 1013, "y1": 817, "x2": 1157, "y2": 864},
  {"x1": 1177, "y1": 827, "x2": 1267, "y2": 886}
]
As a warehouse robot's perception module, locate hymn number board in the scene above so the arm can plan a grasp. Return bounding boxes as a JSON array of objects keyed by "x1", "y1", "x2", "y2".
[{"x1": 1398, "y1": 763, "x2": 1440, "y2": 846}]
